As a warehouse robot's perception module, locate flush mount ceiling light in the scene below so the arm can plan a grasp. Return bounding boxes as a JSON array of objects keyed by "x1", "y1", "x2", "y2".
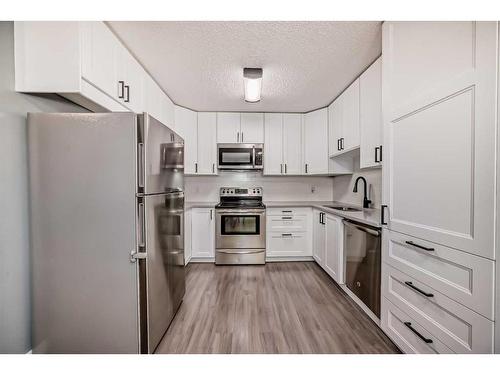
[{"x1": 243, "y1": 68, "x2": 263, "y2": 103}]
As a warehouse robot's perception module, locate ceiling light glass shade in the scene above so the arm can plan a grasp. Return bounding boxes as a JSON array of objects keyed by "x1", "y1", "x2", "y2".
[{"x1": 243, "y1": 68, "x2": 262, "y2": 102}]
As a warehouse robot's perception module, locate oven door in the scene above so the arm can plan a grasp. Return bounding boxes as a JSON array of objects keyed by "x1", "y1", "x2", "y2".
[
  {"x1": 218, "y1": 144, "x2": 261, "y2": 170},
  {"x1": 215, "y1": 209, "x2": 266, "y2": 249}
]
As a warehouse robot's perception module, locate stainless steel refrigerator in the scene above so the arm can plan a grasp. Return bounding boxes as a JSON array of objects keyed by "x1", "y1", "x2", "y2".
[{"x1": 28, "y1": 112, "x2": 185, "y2": 354}]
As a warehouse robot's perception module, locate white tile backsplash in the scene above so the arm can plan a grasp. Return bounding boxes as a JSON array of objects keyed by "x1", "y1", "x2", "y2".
[
  {"x1": 185, "y1": 172, "x2": 334, "y2": 202},
  {"x1": 331, "y1": 155, "x2": 382, "y2": 208}
]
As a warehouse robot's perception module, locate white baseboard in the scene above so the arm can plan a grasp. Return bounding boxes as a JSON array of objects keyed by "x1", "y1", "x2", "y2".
[
  {"x1": 266, "y1": 256, "x2": 315, "y2": 262},
  {"x1": 189, "y1": 257, "x2": 215, "y2": 263}
]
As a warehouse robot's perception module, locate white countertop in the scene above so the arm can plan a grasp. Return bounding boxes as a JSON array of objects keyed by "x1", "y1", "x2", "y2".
[
  {"x1": 265, "y1": 201, "x2": 381, "y2": 228},
  {"x1": 185, "y1": 200, "x2": 381, "y2": 227}
]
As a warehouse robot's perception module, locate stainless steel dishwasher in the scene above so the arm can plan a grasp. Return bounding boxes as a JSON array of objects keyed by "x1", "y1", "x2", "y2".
[{"x1": 343, "y1": 219, "x2": 382, "y2": 318}]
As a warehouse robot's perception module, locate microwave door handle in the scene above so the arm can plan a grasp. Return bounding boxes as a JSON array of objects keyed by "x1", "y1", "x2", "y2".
[{"x1": 252, "y1": 146, "x2": 256, "y2": 169}]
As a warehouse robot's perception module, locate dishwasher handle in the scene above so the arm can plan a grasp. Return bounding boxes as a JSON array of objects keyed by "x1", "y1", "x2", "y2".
[{"x1": 343, "y1": 219, "x2": 381, "y2": 237}]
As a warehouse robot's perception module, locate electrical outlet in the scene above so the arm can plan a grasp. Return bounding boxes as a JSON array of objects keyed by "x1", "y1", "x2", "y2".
[{"x1": 311, "y1": 185, "x2": 316, "y2": 193}]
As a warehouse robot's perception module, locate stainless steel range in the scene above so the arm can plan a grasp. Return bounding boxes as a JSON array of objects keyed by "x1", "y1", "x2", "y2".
[{"x1": 215, "y1": 187, "x2": 266, "y2": 265}]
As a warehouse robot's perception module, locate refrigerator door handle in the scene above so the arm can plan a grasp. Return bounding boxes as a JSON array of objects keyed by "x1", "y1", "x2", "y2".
[
  {"x1": 138, "y1": 142, "x2": 145, "y2": 189},
  {"x1": 138, "y1": 202, "x2": 146, "y2": 247}
]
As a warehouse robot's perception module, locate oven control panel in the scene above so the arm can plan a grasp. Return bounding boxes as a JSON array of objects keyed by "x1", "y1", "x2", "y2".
[{"x1": 220, "y1": 187, "x2": 262, "y2": 197}]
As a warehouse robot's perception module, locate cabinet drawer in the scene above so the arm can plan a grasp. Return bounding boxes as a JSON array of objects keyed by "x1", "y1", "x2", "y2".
[
  {"x1": 267, "y1": 216, "x2": 307, "y2": 232},
  {"x1": 266, "y1": 207, "x2": 311, "y2": 216},
  {"x1": 267, "y1": 233, "x2": 310, "y2": 257},
  {"x1": 381, "y1": 298, "x2": 453, "y2": 354},
  {"x1": 382, "y1": 263, "x2": 494, "y2": 353},
  {"x1": 382, "y1": 230, "x2": 494, "y2": 319}
]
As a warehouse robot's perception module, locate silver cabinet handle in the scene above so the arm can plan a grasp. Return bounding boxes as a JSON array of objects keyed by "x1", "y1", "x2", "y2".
[
  {"x1": 124, "y1": 85, "x2": 130, "y2": 102},
  {"x1": 118, "y1": 80, "x2": 125, "y2": 99},
  {"x1": 280, "y1": 164, "x2": 283, "y2": 174},
  {"x1": 305, "y1": 164, "x2": 308, "y2": 173},
  {"x1": 285, "y1": 164, "x2": 287, "y2": 174},
  {"x1": 281, "y1": 233, "x2": 293, "y2": 237},
  {"x1": 210, "y1": 209, "x2": 213, "y2": 220},
  {"x1": 237, "y1": 132, "x2": 240, "y2": 143},
  {"x1": 242, "y1": 132, "x2": 244, "y2": 143},
  {"x1": 212, "y1": 163, "x2": 215, "y2": 173},
  {"x1": 282, "y1": 210, "x2": 292, "y2": 213},
  {"x1": 195, "y1": 162, "x2": 198, "y2": 173},
  {"x1": 282, "y1": 216, "x2": 293, "y2": 220}
]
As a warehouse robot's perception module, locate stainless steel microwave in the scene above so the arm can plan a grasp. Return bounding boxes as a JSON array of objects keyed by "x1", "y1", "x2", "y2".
[{"x1": 217, "y1": 143, "x2": 263, "y2": 170}]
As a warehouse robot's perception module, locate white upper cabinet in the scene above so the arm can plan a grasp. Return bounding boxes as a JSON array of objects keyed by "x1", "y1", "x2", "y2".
[
  {"x1": 341, "y1": 79, "x2": 360, "y2": 151},
  {"x1": 217, "y1": 112, "x2": 263, "y2": 143},
  {"x1": 303, "y1": 108, "x2": 329, "y2": 175},
  {"x1": 264, "y1": 113, "x2": 283, "y2": 175},
  {"x1": 283, "y1": 114, "x2": 303, "y2": 175},
  {"x1": 115, "y1": 42, "x2": 144, "y2": 113},
  {"x1": 216, "y1": 112, "x2": 241, "y2": 143},
  {"x1": 15, "y1": 21, "x2": 174, "y2": 118},
  {"x1": 174, "y1": 106, "x2": 198, "y2": 175},
  {"x1": 359, "y1": 57, "x2": 382, "y2": 169},
  {"x1": 382, "y1": 22, "x2": 497, "y2": 259},
  {"x1": 329, "y1": 79, "x2": 360, "y2": 157},
  {"x1": 197, "y1": 112, "x2": 218, "y2": 175},
  {"x1": 264, "y1": 113, "x2": 303, "y2": 175},
  {"x1": 240, "y1": 113, "x2": 264, "y2": 143},
  {"x1": 81, "y1": 22, "x2": 118, "y2": 100}
]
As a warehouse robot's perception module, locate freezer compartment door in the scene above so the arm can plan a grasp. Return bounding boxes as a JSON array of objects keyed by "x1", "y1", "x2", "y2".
[
  {"x1": 137, "y1": 114, "x2": 184, "y2": 195},
  {"x1": 27, "y1": 112, "x2": 140, "y2": 353},
  {"x1": 139, "y1": 192, "x2": 185, "y2": 353}
]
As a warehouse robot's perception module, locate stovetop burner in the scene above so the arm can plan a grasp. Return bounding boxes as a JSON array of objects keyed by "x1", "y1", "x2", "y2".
[{"x1": 216, "y1": 186, "x2": 264, "y2": 210}]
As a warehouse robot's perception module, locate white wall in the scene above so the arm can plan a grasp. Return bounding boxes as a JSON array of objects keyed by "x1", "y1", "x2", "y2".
[
  {"x1": 0, "y1": 21, "x2": 88, "y2": 353},
  {"x1": 185, "y1": 173, "x2": 334, "y2": 202},
  {"x1": 331, "y1": 155, "x2": 382, "y2": 208}
]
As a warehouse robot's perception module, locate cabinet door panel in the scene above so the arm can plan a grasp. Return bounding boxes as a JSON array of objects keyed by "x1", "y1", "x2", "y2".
[
  {"x1": 324, "y1": 215, "x2": 343, "y2": 284},
  {"x1": 81, "y1": 22, "x2": 118, "y2": 100},
  {"x1": 240, "y1": 113, "x2": 264, "y2": 143},
  {"x1": 174, "y1": 106, "x2": 197, "y2": 174},
  {"x1": 360, "y1": 58, "x2": 382, "y2": 168},
  {"x1": 117, "y1": 44, "x2": 144, "y2": 113},
  {"x1": 382, "y1": 22, "x2": 497, "y2": 259},
  {"x1": 303, "y1": 109, "x2": 328, "y2": 174},
  {"x1": 283, "y1": 114, "x2": 303, "y2": 175},
  {"x1": 191, "y1": 208, "x2": 215, "y2": 258},
  {"x1": 341, "y1": 79, "x2": 360, "y2": 151},
  {"x1": 312, "y1": 210, "x2": 325, "y2": 266},
  {"x1": 328, "y1": 99, "x2": 342, "y2": 157},
  {"x1": 264, "y1": 113, "x2": 283, "y2": 175},
  {"x1": 217, "y1": 112, "x2": 240, "y2": 143},
  {"x1": 197, "y1": 112, "x2": 217, "y2": 175}
]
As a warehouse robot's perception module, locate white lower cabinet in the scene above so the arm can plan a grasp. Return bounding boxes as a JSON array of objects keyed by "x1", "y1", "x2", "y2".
[
  {"x1": 312, "y1": 210, "x2": 344, "y2": 285},
  {"x1": 266, "y1": 207, "x2": 312, "y2": 258},
  {"x1": 190, "y1": 208, "x2": 215, "y2": 259},
  {"x1": 381, "y1": 298, "x2": 453, "y2": 354},
  {"x1": 324, "y1": 214, "x2": 344, "y2": 284},
  {"x1": 312, "y1": 210, "x2": 326, "y2": 265},
  {"x1": 382, "y1": 263, "x2": 494, "y2": 354}
]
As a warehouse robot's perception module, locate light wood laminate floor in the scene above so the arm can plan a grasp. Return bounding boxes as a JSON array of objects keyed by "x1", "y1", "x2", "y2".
[{"x1": 156, "y1": 262, "x2": 400, "y2": 354}]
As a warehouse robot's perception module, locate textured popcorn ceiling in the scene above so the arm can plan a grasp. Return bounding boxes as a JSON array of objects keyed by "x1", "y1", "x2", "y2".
[{"x1": 108, "y1": 21, "x2": 382, "y2": 112}]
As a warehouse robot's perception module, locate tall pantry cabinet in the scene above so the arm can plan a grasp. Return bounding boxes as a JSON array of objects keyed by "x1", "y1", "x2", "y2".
[{"x1": 380, "y1": 21, "x2": 498, "y2": 354}]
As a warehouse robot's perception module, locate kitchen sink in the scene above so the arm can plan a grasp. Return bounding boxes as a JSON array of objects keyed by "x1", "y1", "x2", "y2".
[{"x1": 323, "y1": 205, "x2": 362, "y2": 212}]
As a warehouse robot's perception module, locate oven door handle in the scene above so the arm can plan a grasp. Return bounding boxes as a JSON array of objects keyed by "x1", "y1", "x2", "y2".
[
  {"x1": 216, "y1": 209, "x2": 265, "y2": 214},
  {"x1": 217, "y1": 249, "x2": 265, "y2": 254}
]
